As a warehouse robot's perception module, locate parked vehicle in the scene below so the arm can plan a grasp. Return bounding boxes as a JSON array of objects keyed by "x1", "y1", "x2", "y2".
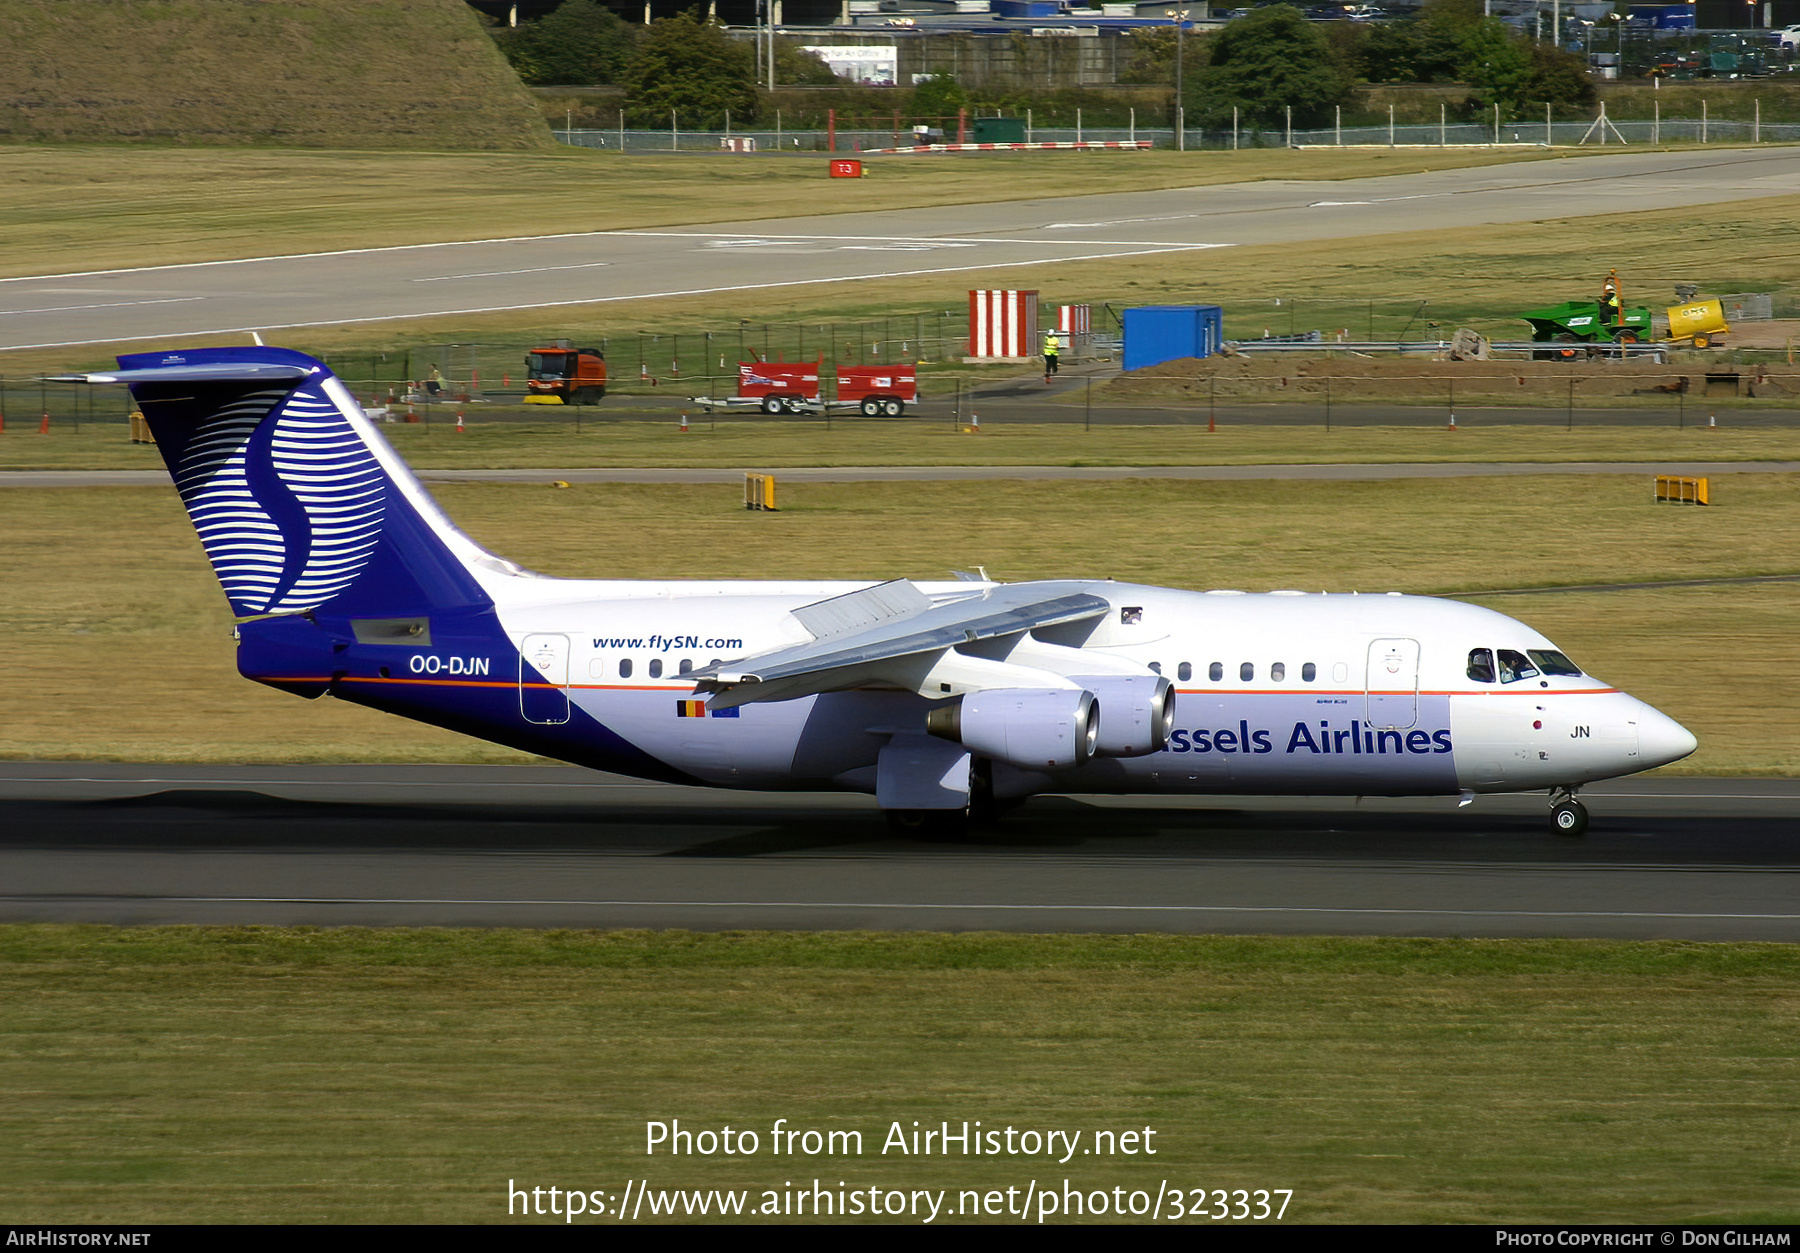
[{"x1": 523, "y1": 341, "x2": 607, "y2": 405}]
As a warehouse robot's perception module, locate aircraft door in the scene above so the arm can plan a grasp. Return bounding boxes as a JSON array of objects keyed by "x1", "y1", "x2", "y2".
[
  {"x1": 1364, "y1": 637, "x2": 1420, "y2": 730},
  {"x1": 519, "y1": 633, "x2": 571, "y2": 725}
]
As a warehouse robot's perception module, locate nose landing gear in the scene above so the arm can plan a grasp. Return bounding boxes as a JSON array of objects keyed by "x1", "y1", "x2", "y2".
[{"x1": 1548, "y1": 786, "x2": 1588, "y2": 836}]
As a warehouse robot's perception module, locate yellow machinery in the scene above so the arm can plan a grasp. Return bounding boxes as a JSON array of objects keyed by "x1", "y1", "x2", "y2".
[{"x1": 1665, "y1": 298, "x2": 1729, "y2": 349}]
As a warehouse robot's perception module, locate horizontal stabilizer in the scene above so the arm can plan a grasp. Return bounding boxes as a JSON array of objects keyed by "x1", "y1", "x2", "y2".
[{"x1": 45, "y1": 363, "x2": 311, "y2": 386}]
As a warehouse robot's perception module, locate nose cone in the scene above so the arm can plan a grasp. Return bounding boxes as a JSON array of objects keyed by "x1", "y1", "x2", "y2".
[{"x1": 1639, "y1": 705, "x2": 1699, "y2": 770}]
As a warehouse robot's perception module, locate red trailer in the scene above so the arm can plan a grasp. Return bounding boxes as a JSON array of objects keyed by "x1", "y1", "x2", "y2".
[
  {"x1": 692, "y1": 361, "x2": 916, "y2": 417},
  {"x1": 835, "y1": 366, "x2": 916, "y2": 416},
  {"x1": 735, "y1": 359, "x2": 822, "y2": 413}
]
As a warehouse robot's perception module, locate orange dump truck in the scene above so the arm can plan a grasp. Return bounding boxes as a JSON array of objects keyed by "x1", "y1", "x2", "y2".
[{"x1": 524, "y1": 342, "x2": 608, "y2": 404}]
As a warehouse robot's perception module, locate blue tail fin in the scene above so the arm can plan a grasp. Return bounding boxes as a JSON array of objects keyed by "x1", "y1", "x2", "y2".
[{"x1": 102, "y1": 346, "x2": 495, "y2": 620}]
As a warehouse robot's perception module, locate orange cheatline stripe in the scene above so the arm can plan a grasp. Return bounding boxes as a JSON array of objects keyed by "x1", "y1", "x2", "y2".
[{"x1": 274, "y1": 676, "x2": 1623, "y2": 698}]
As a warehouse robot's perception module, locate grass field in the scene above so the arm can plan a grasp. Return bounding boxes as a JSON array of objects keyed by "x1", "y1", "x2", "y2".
[
  {"x1": 0, "y1": 0, "x2": 548, "y2": 152},
  {"x1": 3, "y1": 927, "x2": 1796, "y2": 1225},
  {"x1": 2, "y1": 473, "x2": 1795, "y2": 771},
  {"x1": 6, "y1": 419, "x2": 1800, "y2": 472}
]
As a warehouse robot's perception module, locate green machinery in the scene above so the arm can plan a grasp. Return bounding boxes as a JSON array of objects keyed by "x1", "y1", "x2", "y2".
[{"x1": 1520, "y1": 299, "x2": 1654, "y2": 345}]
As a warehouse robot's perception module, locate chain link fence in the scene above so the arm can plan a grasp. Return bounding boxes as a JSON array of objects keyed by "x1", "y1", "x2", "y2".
[{"x1": 556, "y1": 115, "x2": 1800, "y2": 153}]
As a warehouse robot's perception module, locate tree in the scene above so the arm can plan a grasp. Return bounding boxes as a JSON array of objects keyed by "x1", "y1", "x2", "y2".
[
  {"x1": 1459, "y1": 19, "x2": 1533, "y2": 118},
  {"x1": 1525, "y1": 40, "x2": 1596, "y2": 111},
  {"x1": 1191, "y1": 6, "x2": 1352, "y2": 130},
  {"x1": 910, "y1": 73, "x2": 968, "y2": 121},
  {"x1": 622, "y1": 11, "x2": 759, "y2": 128},
  {"x1": 1117, "y1": 25, "x2": 1211, "y2": 88},
  {"x1": 492, "y1": 0, "x2": 636, "y2": 87},
  {"x1": 775, "y1": 44, "x2": 841, "y2": 86}
]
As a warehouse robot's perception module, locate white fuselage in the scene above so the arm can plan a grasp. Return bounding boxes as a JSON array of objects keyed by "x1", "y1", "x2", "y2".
[{"x1": 473, "y1": 576, "x2": 1694, "y2": 797}]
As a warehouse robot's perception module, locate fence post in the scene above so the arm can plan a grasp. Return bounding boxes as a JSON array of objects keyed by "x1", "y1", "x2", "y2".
[
  {"x1": 670, "y1": 108, "x2": 677, "y2": 151},
  {"x1": 1388, "y1": 104, "x2": 1395, "y2": 147}
]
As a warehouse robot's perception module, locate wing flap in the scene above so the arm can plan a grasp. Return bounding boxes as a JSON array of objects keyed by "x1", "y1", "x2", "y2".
[{"x1": 692, "y1": 584, "x2": 1111, "y2": 700}]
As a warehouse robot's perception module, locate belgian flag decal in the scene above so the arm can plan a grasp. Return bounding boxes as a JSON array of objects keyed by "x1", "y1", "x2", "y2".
[{"x1": 676, "y1": 700, "x2": 738, "y2": 718}]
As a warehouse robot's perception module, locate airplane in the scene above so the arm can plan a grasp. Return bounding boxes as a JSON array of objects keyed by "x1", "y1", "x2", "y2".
[{"x1": 58, "y1": 345, "x2": 1697, "y2": 836}]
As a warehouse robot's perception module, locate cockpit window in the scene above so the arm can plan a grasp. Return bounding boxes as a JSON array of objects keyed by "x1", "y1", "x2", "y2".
[
  {"x1": 1467, "y1": 648, "x2": 1495, "y2": 683},
  {"x1": 1529, "y1": 649, "x2": 1582, "y2": 677},
  {"x1": 1497, "y1": 649, "x2": 1540, "y2": 683}
]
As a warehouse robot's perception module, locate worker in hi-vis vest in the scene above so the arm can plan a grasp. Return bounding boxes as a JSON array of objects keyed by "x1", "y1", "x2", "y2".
[{"x1": 1042, "y1": 329, "x2": 1060, "y2": 383}]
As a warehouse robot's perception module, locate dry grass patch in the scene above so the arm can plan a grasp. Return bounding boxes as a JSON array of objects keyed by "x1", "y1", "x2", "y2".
[
  {"x1": 7, "y1": 421, "x2": 1800, "y2": 473},
  {"x1": 1, "y1": 928, "x2": 1796, "y2": 1224}
]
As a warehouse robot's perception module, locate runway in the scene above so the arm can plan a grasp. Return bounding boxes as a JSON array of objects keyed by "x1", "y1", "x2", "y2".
[
  {"x1": 4, "y1": 763, "x2": 1796, "y2": 941},
  {"x1": 6, "y1": 147, "x2": 1800, "y2": 349}
]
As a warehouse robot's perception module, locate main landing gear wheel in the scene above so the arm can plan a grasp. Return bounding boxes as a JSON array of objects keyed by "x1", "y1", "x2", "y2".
[
  {"x1": 1549, "y1": 787, "x2": 1589, "y2": 837},
  {"x1": 884, "y1": 809, "x2": 969, "y2": 839}
]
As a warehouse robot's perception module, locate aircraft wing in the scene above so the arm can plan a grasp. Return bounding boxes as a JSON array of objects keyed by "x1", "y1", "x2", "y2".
[{"x1": 690, "y1": 581, "x2": 1111, "y2": 705}]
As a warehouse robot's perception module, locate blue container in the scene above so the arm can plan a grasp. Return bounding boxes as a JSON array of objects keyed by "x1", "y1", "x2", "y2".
[{"x1": 1122, "y1": 305, "x2": 1223, "y2": 372}]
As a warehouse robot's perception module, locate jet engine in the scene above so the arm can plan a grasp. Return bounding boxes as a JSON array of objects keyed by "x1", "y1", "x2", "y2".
[
  {"x1": 1074, "y1": 674, "x2": 1175, "y2": 757},
  {"x1": 925, "y1": 688, "x2": 1098, "y2": 771}
]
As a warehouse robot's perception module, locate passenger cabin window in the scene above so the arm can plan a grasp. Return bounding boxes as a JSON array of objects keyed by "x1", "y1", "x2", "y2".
[
  {"x1": 1467, "y1": 648, "x2": 1496, "y2": 683},
  {"x1": 678, "y1": 659, "x2": 693, "y2": 675},
  {"x1": 1177, "y1": 662, "x2": 1192, "y2": 682},
  {"x1": 1271, "y1": 662, "x2": 1286, "y2": 682},
  {"x1": 1497, "y1": 649, "x2": 1540, "y2": 684},
  {"x1": 1240, "y1": 662, "x2": 1254, "y2": 682},
  {"x1": 649, "y1": 659, "x2": 663, "y2": 679},
  {"x1": 618, "y1": 659, "x2": 633, "y2": 679},
  {"x1": 1149, "y1": 662, "x2": 1162, "y2": 675},
  {"x1": 1301, "y1": 662, "x2": 1316, "y2": 683}
]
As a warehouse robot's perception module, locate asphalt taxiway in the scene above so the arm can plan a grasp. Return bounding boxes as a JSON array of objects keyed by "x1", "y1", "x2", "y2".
[{"x1": 3, "y1": 763, "x2": 1795, "y2": 940}]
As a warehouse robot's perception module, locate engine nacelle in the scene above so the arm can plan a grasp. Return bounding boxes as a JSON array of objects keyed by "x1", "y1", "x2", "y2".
[
  {"x1": 1074, "y1": 674, "x2": 1176, "y2": 757},
  {"x1": 925, "y1": 687, "x2": 1098, "y2": 771}
]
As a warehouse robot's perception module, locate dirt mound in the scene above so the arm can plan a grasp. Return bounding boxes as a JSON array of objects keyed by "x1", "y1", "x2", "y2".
[
  {"x1": 0, "y1": 0, "x2": 552, "y2": 150},
  {"x1": 1724, "y1": 320, "x2": 1800, "y2": 351},
  {"x1": 1108, "y1": 354, "x2": 1797, "y2": 403}
]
